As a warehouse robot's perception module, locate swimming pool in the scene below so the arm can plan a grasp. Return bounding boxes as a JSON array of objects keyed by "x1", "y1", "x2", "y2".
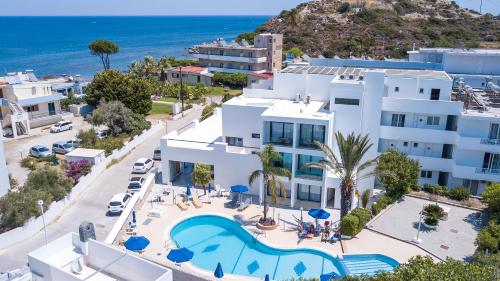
[{"x1": 170, "y1": 215, "x2": 399, "y2": 280}]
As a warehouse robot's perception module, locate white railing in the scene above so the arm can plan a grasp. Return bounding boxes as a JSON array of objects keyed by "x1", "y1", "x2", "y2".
[
  {"x1": 0, "y1": 121, "x2": 163, "y2": 250},
  {"x1": 480, "y1": 138, "x2": 500, "y2": 145}
]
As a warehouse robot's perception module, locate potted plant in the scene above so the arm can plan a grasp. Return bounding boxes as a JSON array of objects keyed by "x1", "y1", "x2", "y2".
[{"x1": 423, "y1": 204, "x2": 445, "y2": 228}]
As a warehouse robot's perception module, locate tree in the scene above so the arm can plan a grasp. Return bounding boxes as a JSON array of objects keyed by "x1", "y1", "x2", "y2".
[
  {"x1": 236, "y1": 32, "x2": 256, "y2": 44},
  {"x1": 191, "y1": 163, "x2": 212, "y2": 195},
  {"x1": 249, "y1": 144, "x2": 292, "y2": 225},
  {"x1": 77, "y1": 128, "x2": 98, "y2": 148},
  {"x1": 212, "y1": 73, "x2": 247, "y2": 89},
  {"x1": 85, "y1": 70, "x2": 153, "y2": 115},
  {"x1": 307, "y1": 133, "x2": 377, "y2": 220},
  {"x1": 361, "y1": 189, "x2": 371, "y2": 208},
  {"x1": 88, "y1": 40, "x2": 119, "y2": 70},
  {"x1": 129, "y1": 56, "x2": 160, "y2": 79},
  {"x1": 287, "y1": 47, "x2": 304, "y2": 58},
  {"x1": 87, "y1": 100, "x2": 151, "y2": 136},
  {"x1": 24, "y1": 166, "x2": 74, "y2": 201},
  {"x1": 482, "y1": 183, "x2": 500, "y2": 223},
  {"x1": 375, "y1": 149, "x2": 419, "y2": 199},
  {"x1": 200, "y1": 103, "x2": 219, "y2": 121},
  {"x1": 0, "y1": 189, "x2": 53, "y2": 229}
]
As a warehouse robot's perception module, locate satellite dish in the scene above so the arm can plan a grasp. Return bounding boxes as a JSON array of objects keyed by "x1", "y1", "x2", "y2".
[{"x1": 70, "y1": 258, "x2": 83, "y2": 274}]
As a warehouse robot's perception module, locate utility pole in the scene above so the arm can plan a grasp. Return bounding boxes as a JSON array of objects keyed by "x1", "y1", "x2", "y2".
[{"x1": 38, "y1": 199, "x2": 48, "y2": 245}]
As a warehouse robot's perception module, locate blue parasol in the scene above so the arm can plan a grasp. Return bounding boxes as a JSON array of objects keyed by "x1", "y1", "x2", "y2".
[
  {"x1": 167, "y1": 248, "x2": 194, "y2": 263},
  {"x1": 124, "y1": 236, "x2": 150, "y2": 251},
  {"x1": 214, "y1": 262, "x2": 224, "y2": 278}
]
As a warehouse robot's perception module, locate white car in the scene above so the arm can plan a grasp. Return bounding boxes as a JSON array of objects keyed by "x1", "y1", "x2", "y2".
[
  {"x1": 50, "y1": 120, "x2": 72, "y2": 133},
  {"x1": 96, "y1": 130, "x2": 108, "y2": 139},
  {"x1": 107, "y1": 193, "x2": 132, "y2": 214},
  {"x1": 128, "y1": 176, "x2": 146, "y2": 193},
  {"x1": 133, "y1": 158, "x2": 154, "y2": 174}
]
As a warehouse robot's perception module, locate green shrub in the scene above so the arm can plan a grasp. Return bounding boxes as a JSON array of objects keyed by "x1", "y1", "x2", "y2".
[
  {"x1": 476, "y1": 230, "x2": 498, "y2": 253},
  {"x1": 340, "y1": 214, "x2": 359, "y2": 236},
  {"x1": 337, "y1": 2, "x2": 351, "y2": 13},
  {"x1": 411, "y1": 184, "x2": 422, "y2": 192},
  {"x1": 212, "y1": 73, "x2": 247, "y2": 89},
  {"x1": 422, "y1": 184, "x2": 448, "y2": 196},
  {"x1": 0, "y1": 189, "x2": 53, "y2": 229},
  {"x1": 361, "y1": 189, "x2": 370, "y2": 208},
  {"x1": 424, "y1": 215, "x2": 439, "y2": 226},
  {"x1": 448, "y1": 187, "x2": 470, "y2": 201},
  {"x1": 95, "y1": 137, "x2": 125, "y2": 156},
  {"x1": 376, "y1": 149, "x2": 419, "y2": 198},
  {"x1": 20, "y1": 157, "x2": 38, "y2": 170},
  {"x1": 424, "y1": 204, "x2": 444, "y2": 217},
  {"x1": 350, "y1": 208, "x2": 372, "y2": 234},
  {"x1": 25, "y1": 166, "x2": 74, "y2": 201},
  {"x1": 371, "y1": 195, "x2": 395, "y2": 216},
  {"x1": 482, "y1": 183, "x2": 500, "y2": 223}
]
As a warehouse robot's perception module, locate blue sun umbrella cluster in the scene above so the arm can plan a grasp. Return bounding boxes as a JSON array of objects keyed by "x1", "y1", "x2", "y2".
[{"x1": 124, "y1": 236, "x2": 150, "y2": 251}]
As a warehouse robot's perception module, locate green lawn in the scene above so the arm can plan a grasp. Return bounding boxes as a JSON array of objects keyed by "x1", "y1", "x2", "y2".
[
  {"x1": 148, "y1": 103, "x2": 173, "y2": 116},
  {"x1": 158, "y1": 97, "x2": 179, "y2": 103},
  {"x1": 206, "y1": 86, "x2": 242, "y2": 97}
]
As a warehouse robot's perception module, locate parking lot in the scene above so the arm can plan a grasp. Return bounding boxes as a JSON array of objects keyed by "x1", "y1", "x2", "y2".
[
  {"x1": 366, "y1": 196, "x2": 486, "y2": 261},
  {"x1": 4, "y1": 114, "x2": 92, "y2": 184}
]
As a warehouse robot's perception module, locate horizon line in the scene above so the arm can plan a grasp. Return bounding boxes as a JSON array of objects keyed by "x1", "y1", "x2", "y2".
[{"x1": 0, "y1": 14, "x2": 274, "y2": 17}]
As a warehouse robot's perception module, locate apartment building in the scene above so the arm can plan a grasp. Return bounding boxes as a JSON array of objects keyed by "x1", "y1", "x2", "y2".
[
  {"x1": 0, "y1": 71, "x2": 65, "y2": 138},
  {"x1": 193, "y1": 34, "x2": 283, "y2": 74},
  {"x1": 160, "y1": 66, "x2": 499, "y2": 211},
  {"x1": 162, "y1": 66, "x2": 213, "y2": 86}
]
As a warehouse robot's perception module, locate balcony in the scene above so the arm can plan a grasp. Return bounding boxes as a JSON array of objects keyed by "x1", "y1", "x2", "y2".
[
  {"x1": 380, "y1": 125, "x2": 457, "y2": 144},
  {"x1": 194, "y1": 53, "x2": 267, "y2": 63},
  {"x1": 295, "y1": 154, "x2": 323, "y2": 181},
  {"x1": 480, "y1": 138, "x2": 500, "y2": 145},
  {"x1": 263, "y1": 121, "x2": 294, "y2": 147},
  {"x1": 475, "y1": 167, "x2": 500, "y2": 175},
  {"x1": 452, "y1": 164, "x2": 500, "y2": 182}
]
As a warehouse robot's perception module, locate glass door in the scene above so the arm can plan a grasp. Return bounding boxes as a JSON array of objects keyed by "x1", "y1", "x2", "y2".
[
  {"x1": 48, "y1": 102, "x2": 56, "y2": 116},
  {"x1": 488, "y1": 123, "x2": 500, "y2": 140}
]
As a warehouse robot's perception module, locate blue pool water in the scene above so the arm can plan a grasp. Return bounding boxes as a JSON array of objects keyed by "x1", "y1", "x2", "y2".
[{"x1": 170, "y1": 215, "x2": 399, "y2": 280}]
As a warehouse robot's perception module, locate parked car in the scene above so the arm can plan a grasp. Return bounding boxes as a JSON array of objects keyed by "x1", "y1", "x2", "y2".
[
  {"x1": 107, "y1": 193, "x2": 132, "y2": 214},
  {"x1": 133, "y1": 158, "x2": 154, "y2": 174},
  {"x1": 66, "y1": 138, "x2": 80, "y2": 148},
  {"x1": 153, "y1": 147, "x2": 161, "y2": 160},
  {"x1": 52, "y1": 141, "x2": 75, "y2": 154},
  {"x1": 128, "y1": 176, "x2": 146, "y2": 193},
  {"x1": 29, "y1": 145, "x2": 52, "y2": 158},
  {"x1": 96, "y1": 130, "x2": 108, "y2": 139},
  {"x1": 50, "y1": 120, "x2": 73, "y2": 133}
]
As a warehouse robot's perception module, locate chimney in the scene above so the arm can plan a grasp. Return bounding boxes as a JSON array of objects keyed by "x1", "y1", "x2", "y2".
[
  {"x1": 79, "y1": 222, "x2": 96, "y2": 256},
  {"x1": 305, "y1": 94, "x2": 311, "y2": 105}
]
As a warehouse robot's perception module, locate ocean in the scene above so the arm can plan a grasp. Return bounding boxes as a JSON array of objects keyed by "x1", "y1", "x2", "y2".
[{"x1": 0, "y1": 16, "x2": 270, "y2": 79}]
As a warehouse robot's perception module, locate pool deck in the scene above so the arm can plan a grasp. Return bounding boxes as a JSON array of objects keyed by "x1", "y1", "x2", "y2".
[{"x1": 116, "y1": 184, "x2": 434, "y2": 281}]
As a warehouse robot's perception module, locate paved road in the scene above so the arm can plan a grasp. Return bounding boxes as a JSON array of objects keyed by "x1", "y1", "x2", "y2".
[{"x1": 0, "y1": 108, "x2": 202, "y2": 272}]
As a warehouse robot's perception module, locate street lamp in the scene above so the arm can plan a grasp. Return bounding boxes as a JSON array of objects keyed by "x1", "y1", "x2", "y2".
[
  {"x1": 38, "y1": 199, "x2": 48, "y2": 245},
  {"x1": 412, "y1": 204, "x2": 424, "y2": 244}
]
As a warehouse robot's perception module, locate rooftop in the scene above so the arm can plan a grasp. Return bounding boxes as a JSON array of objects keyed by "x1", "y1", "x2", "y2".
[
  {"x1": 262, "y1": 99, "x2": 331, "y2": 121},
  {"x1": 248, "y1": 72, "x2": 273, "y2": 79},
  {"x1": 168, "y1": 66, "x2": 208, "y2": 74},
  {"x1": 384, "y1": 69, "x2": 450, "y2": 80},
  {"x1": 28, "y1": 232, "x2": 171, "y2": 281},
  {"x1": 196, "y1": 38, "x2": 265, "y2": 50},
  {"x1": 66, "y1": 148, "x2": 105, "y2": 158},
  {"x1": 409, "y1": 48, "x2": 500, "y2": 56},
  {"x1": 164, "y1": 112, "x2": 223, "y2": 150}
]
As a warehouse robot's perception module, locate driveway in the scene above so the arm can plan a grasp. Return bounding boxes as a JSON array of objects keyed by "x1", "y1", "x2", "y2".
[
  {"x1": 4, "y1": 115, "x2": 92, "y2": 185},
  {"x1": 366, "y1": 195, "x2": 485, "y2": 261},
  {"x1": 0, "y1": 108, "x2": 203, "y2": 272}
]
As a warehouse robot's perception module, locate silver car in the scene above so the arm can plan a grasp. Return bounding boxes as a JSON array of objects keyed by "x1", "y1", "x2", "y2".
[
  {"x1": 153, "y1": 147, "x2": 161, "y2": 160},
  {"x1": 29, "y1": 145, "x2": 52, "y2": 158},
  {"x1": 52, "y1": 141, "x2": 75, "y2": 154}
]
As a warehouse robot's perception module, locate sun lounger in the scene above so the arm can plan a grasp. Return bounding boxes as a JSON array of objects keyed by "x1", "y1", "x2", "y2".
[
  {"x1": 237, "y1": 198, "x2": 251, "y2": 211},
  {"x1": 177, "y1": 201, "x2": 189, "y2": 211},
  {"x1": 224, "y1": 194, "x2": 239, "y2": 208},
  {"x1": 192, "y1": 193, "x2": 203, "y2": 208}
]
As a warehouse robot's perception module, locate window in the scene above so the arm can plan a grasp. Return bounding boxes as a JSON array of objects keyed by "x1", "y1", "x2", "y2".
[
  {"x1": 334, "y1": 98, "x2": 359, "y2": 105},
  {"x1": 420, "y1": 170, "x2": 432, "y2": 178},
  {"x1": 297, "y1": 184, "x2": 322, "y2": 202},
  {"x1": 395, "y1": 86, "x2": 399, "y2": 92},
  {"x1": 219, "y1": 50, "x2": 224, "y2": 56},
  {"x1": 226, "y1": 136, "x2": 243, "y2": 147},
  {"x1": 197, "y1": 76, "x2": 201, "y2": 83},
  {"x1": 252, "y1": 133, "x2": 260, "y2": 139},
  {"x1": 296, "y1": 155, "x2": 323, "y2": 178},
  {"x1": 268, "y1": 122, "x2": 293, "y2": 146},
  {"x1": 272, "y1": 152, "x2": 292, "y2": 172},
  {"x1": 299, "y1": 124, "x2": 326, "y2": 148},
  {"x1": 391, "y1": 114, "x2": 405, "y2": 127},
  {"x1": 23, "y1": 105, "x2": 39, "y2": 112},
  {"x1": 488, "y1": 123, "x2": 500, "y2": 140},
  {"x1": 419, "y1": 88, "x2": 424, "y2": 94},
  {"x1": 403, "y1": 142, "x2": 408, "y2": 147},
  {"x1": 426, "y1": 116, "x2": 440, "y2": 125},
  {"x1": 413, "y1": 142, "x2": 419, "y2": 148},
  {"x1": 430, "y1": 89, "x2": 440, "y2": 100}
]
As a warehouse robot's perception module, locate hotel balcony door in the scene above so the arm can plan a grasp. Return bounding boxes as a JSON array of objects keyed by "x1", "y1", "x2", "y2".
[
  {"x1": 48, "y1": 102, "x2": 56, "y2": 116},
  {"x1": 326, "y1": 188, "x2": 335, "y2": 209}
]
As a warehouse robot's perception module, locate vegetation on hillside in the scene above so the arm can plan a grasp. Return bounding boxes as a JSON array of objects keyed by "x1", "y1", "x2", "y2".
[{"x1": 253, "y1": 0, "x2": 500, "y2": 58}]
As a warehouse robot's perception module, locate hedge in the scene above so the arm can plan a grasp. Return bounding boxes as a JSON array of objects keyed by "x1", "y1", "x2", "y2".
[
  {"x1": 340, "y1": 214, "x2": 359, "y2": 236},
  {"x1": 212, "y1": 73, "x2": 247, "y2": 89},
  {"x1": 371, "y1": 195, "x2": 396, "y2": 216}
]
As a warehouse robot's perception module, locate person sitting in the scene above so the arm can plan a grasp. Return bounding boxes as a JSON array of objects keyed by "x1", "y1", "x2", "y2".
[
  {"x1": 306, "y1": 224, "x2": 315, "y2": 239},
  {"x1": 322, "y1": 221, "x2": 331, "y2": 241}
]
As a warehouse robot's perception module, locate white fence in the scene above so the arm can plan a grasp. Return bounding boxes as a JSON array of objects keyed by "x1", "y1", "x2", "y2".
[{"x1": 0, "y1": 121, "x2": 163, "y2": 250}]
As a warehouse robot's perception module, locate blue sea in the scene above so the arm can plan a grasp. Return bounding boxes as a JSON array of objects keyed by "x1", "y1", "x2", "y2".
[{"x1": 0, "y1": 16, "x2": 269, "y2": 79}]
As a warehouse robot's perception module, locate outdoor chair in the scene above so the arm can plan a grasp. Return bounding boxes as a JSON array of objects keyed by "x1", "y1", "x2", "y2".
[
  {"x1": 192, "y1": 193, "x2": 203, "y2": 208},
  {"x1": 237, "y1": 198, "x2": 251, "y2": 211},
  {"x1": 177, "y1": 201, "x2": 189, "y2": 211},
  {"x1": 224, "y1": 194, "x2": 239, "y2": 208}
]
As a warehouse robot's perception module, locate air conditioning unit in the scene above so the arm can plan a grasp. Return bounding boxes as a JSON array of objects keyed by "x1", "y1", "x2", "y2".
[
  {"x1": 339, "y1": 75, "x2": 345, "y2": 80},
  {"x1": 348, "y1": 75, "x2": 354, "y2": 80},
  {"x1": 358, "y1": 76, "x2": 364, "y2": 81}
]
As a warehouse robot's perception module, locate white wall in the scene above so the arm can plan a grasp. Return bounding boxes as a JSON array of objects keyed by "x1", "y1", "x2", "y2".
[
  {"x1": 0, "y1": 136, "x2": 10, "y2": 197},
  {"x1": 444, "y1": 53, "x2": 500, "y2": 75},
  {"x1": 222, "y1": 103, "x2": 268, "y2": 148}
]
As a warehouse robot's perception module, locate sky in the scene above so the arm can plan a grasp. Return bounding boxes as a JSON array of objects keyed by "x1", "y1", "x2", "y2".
[
  {"x1": 1, "y1": 0, "x2": 498, "y2": 16},
  {"x1": 0, "y1": 0, "x2": 305, "y2": 16}
]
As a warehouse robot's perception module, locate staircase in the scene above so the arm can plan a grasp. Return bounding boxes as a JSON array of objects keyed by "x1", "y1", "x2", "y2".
[{"x1": 0, "y1": 98, "x2": 30, "y2": 137}]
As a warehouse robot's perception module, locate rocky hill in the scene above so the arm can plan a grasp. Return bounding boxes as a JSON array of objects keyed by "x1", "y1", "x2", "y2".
[{"x1": 253, "y1": 0, "x2": 500, "y2": 58}]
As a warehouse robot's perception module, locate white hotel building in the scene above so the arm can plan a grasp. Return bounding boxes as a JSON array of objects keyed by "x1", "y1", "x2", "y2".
[{"x1": 161, "y1": 66, "x2": 500, "y2": 210}]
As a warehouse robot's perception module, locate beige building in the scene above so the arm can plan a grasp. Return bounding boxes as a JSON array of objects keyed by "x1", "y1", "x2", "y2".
[
  {"x1": 0, "y1": 71, "x2": 64, "y2": 138},
  {"x1": 163, "y1": 66, "x2": 213, "y2": 86},
  {"x1": 193, "y1": 33, "x2": 283, "y2": 74}
]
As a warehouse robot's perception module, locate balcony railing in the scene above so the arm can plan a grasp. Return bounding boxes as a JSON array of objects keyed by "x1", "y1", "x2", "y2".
[
  {"x1": 475, "y1": 168, "x2": 500, "y2": 175},
  {"x1": 265, "y1": 138, "x2": 293, "y2": 147},
  {"x1": 295, "y1": 169, "x2": 323, "y2": 180},
  {"x1": 480, "y1": 138, "x2": 500, "y2": 145}
]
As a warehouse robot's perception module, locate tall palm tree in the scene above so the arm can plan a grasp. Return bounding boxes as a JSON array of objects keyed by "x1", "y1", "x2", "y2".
[
  {"x1": 249, "y1": 144, "x2": 292, "y2": 225},
  {"x1": 307, "y1": 132, "x2": 377, "y2": 219}
]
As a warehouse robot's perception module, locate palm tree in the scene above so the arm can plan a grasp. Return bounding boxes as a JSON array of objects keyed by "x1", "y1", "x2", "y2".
[
  {"x1": 249, "y1": 144, "x2": 292, "y2": 225},
  {"x1": 307, "y1": 132, "x2": 377, "y2": 219}
]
